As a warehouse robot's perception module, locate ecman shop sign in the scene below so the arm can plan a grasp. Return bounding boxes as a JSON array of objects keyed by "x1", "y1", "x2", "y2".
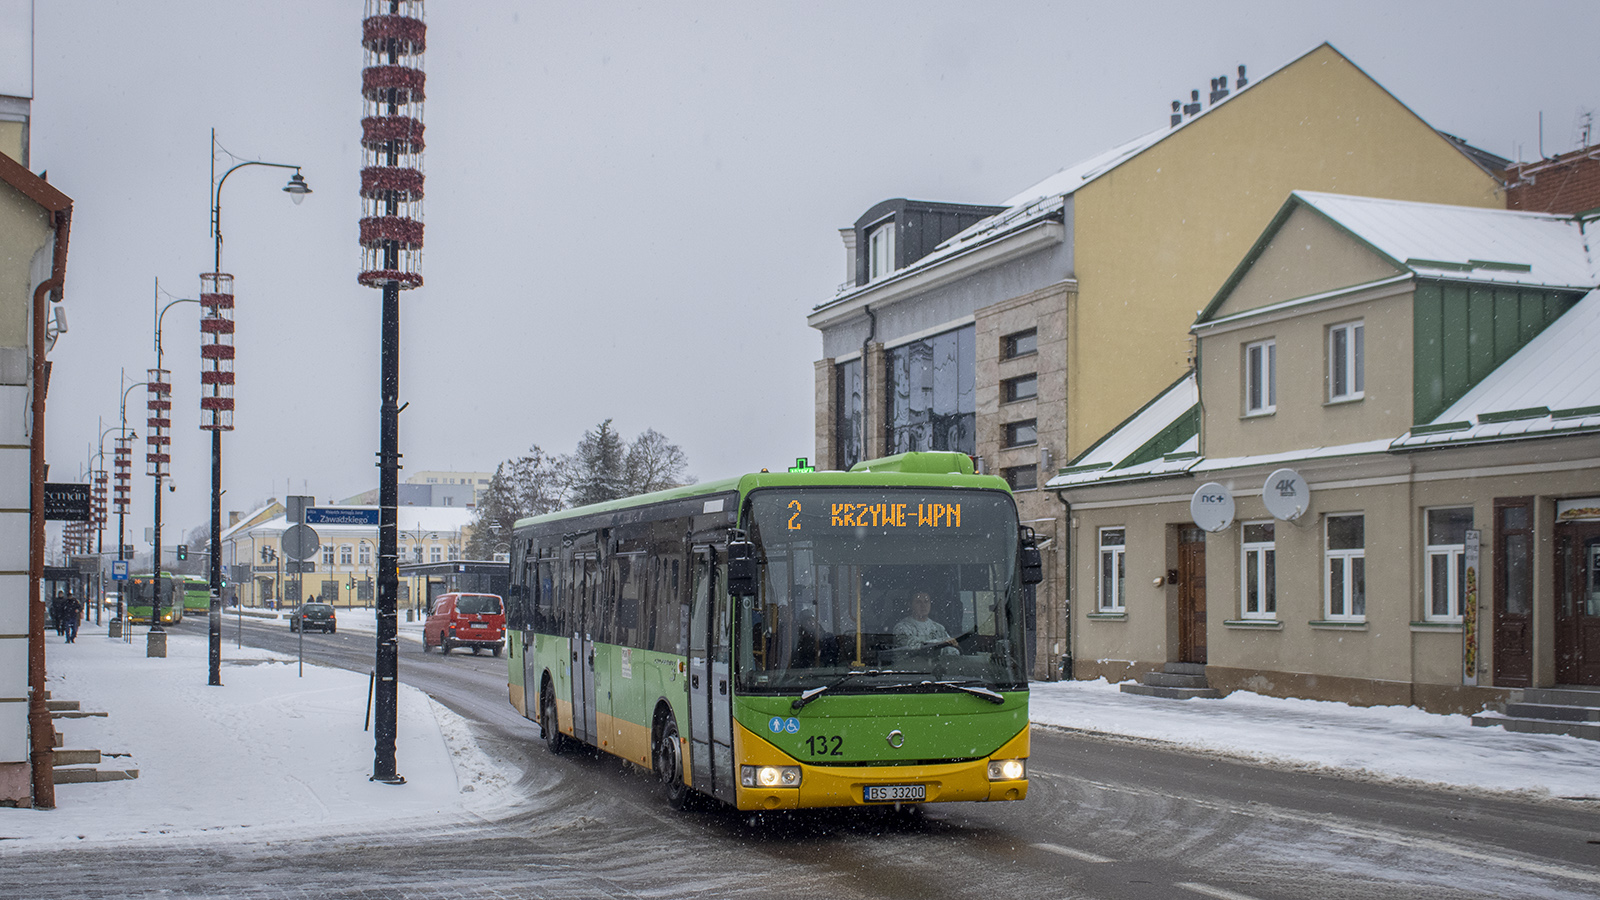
[{"x1": 43, "y1": 483, "x2": 91, "y2": 521}]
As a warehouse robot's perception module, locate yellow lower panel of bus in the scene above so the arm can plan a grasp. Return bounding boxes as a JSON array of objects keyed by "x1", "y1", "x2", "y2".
[
  {"x1": 733, "y1": 720, "x2": 1028, "y2": 811},
  {"x1": 595, "y1": 711, "x2": 652, "y2": 767},
  {"x1": 509, "y1": 682, "x2": 527, "y2": 718}
]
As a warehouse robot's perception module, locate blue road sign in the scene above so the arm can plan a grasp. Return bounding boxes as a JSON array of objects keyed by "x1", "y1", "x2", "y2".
[
  {"x1": 112, "y1": 560, "x2": 129, "y2": 581},
  {"x1": 305, "y1": 507, "x2": 381, "y2": 526}
]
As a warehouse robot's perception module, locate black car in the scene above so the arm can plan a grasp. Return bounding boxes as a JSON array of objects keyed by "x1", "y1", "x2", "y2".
[{"x1": 288, "y1": 602, "x2": 337, "y2": 633}]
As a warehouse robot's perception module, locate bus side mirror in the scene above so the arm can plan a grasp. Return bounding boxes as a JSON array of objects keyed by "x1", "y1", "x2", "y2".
[
  {"x1": 727, "y1": 540, "x2": 759, "y2": 596},
  {"x1": 1019, "y1": 529, "x2": 1043, "y2": 585}
]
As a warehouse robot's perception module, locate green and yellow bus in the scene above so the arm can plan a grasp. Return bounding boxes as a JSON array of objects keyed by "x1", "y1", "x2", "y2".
[
  {"x1": 126, "y1": 572, "x2": 184, "y2": 625},
  {"x1": 507, "y1": 451, "x2": 1039, "y2": 811},
  {"x1": 181, "y1": 576, "x2": 211, "y2": 618}
]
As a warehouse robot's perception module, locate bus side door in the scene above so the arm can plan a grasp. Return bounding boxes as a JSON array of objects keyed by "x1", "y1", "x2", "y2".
[
  {"x1": 688, "y1": 544, "x2": 735, "y2": 802},
  {"x1": 571, "y1": 552, "x2": 600, "y2": 746}
]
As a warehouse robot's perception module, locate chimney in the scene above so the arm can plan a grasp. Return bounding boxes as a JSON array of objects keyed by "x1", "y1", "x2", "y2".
[
  {"x1": 1236, "y1": 64, "x2": 1248, "y2": 90},
  {"x1": 1184, "y1": 90, "x2": 1201, "y2": 119},
  {"x1": 229, "y1": 511, "x2": 241, "y2": 527},
  {"x1": 1171, "y1": 100, "x2": 1182, "y2": 128},
  {"x1": 1209, "y1": 76, "x2": 1229, "y2": 106}
]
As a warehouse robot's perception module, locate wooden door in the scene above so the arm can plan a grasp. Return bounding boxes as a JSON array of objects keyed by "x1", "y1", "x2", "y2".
[
  {"x1": 1178, "y1": 527, "x2": 1207, "y2": 664},
  {"x1": 1555, "y1": 522, "x2": 1600, "y2": 686},
  {"x1": 1493, "y1": 498, "x2": 1534, "y2": 687}
]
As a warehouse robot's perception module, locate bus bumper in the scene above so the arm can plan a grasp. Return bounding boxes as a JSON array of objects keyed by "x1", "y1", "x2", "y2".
[{"x1": 733, "y1": 726, "x2": 1029, "y2": 811}]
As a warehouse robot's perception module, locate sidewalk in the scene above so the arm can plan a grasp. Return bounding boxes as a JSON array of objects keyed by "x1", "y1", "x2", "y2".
[
  {"x1": 1029, "y1": 678, "x2": 1600, "y2": 799},
  {"x1": 0, "y1": 623, "x2": 519, "y2": 847}
]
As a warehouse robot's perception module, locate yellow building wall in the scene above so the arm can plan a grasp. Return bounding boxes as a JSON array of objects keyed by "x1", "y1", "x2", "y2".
[
  {"x1": 1066, "y1": 43, "x2": 1503, "y2": 459},
  {"x1": 0, "y1": 177, "x2": 51, "y2": 348}
]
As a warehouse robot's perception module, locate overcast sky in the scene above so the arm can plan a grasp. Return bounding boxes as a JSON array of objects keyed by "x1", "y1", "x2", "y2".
[{"x1": 9, "y1": 0, "x2": 1598, "y2": 548}]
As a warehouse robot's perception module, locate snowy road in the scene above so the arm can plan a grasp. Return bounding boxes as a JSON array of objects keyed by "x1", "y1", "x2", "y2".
[{"x1": 6, "y1": 617, "x2": 1598, "y2": 899}]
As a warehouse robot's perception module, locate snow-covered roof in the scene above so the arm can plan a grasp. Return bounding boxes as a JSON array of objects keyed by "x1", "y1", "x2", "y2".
[
  {"x1": 1047, "y1": 374, "x2": 1199, "y2": 489},
  {"x1": 1393, "y1": 288, "x2": 1600, "y2": 449},
  {"x1": 1295, "y1": 191, "x2": 1598, "y2": 290}
]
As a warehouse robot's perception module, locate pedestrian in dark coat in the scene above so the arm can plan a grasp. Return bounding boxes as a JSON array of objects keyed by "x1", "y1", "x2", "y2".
[
  {"x1": 50, "y1": 592, "x2": 66, "y2": 636},
  {"x1": 64, "y1": 595, "x2": 82, "y2": 643}
]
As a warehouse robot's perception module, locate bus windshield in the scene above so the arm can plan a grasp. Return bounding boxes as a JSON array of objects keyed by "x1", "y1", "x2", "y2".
[{"x1": 738, "y1": 487, "x2": 1027, "y2": 694}]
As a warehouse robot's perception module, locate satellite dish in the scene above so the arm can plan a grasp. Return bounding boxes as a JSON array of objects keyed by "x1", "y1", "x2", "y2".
[
  {"x1": 1190, "y1": 482, "x2": 1235, "y2": 533},
  {"x1": 1263, "y1": 468, "x2": 1310, "y2": 521}
]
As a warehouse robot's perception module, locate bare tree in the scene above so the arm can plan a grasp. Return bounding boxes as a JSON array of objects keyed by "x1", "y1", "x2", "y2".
[{"x1": 624, "y1": 427, "x2": 694, "y2": 494}]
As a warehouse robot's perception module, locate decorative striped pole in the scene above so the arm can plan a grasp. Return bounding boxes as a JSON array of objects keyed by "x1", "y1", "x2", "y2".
[{"x1": 360, "y1": 0, "x2": 425, "y2": 785}]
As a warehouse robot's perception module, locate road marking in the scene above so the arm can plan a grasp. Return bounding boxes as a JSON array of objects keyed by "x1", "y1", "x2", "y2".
[
  {"x1": 1176, "y1": 883, "x2": 1265, "y2": 900},
  {"x1": 1032, "y1": 842, "x2": 1115, "y2": 864},
  {"x1": 1079, "y1": 779, "x2": 1600, "y2": 889}
]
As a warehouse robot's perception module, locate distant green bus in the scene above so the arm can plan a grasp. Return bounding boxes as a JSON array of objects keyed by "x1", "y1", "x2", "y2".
[
  {"x1": 126, "y1": 572, "x2": 184, "y2": 625},
  {"x1": 507, "y1": 450, "x2": 1039, "y2": 812},
  {"x1": 181, "y1": 576, "x2": 211, "y2": 617}
]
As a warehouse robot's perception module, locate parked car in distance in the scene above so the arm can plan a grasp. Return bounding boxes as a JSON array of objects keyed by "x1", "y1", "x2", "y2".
[
  {"x1": 423, "y1": 592, "x2": 504, "y2": 656},
  {"x1": 288, "y1": 602, "x2": 337, "y2": 634}
]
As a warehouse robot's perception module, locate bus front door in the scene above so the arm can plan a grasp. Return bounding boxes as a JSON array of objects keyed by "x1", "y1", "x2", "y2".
[{"x1": 688, "y1": 545, "x2": 734, "y2": 802}]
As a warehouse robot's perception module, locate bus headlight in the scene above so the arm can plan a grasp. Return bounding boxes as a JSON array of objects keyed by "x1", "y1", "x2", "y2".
[
  {"x1": 740, "y1": 765, "x2": 801, "y2": 788},
  {"x1": 987, "y1": 759, "x2": 1026, "y2": 781}
]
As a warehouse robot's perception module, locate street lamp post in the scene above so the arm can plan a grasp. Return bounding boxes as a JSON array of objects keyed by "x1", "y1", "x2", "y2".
[
  {"x1": 205, "y1": 129, "x2": 311, "y2": 687},
  {"x1": 115, "y1": 376, "x2": 145, "y2": 635},
  {"x1": 146, "y1": 286, "x2": 198, "y2": 656}
]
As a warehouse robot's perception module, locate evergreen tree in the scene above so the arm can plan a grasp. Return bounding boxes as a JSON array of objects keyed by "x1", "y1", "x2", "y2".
[{"x1": 565, "y1": 419, "x2": 628, "y2": 506}]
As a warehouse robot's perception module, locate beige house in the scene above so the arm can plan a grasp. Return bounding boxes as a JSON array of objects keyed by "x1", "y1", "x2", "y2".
[
  {"x1": 1051, "y1": 192, "x2": 1600, "y2": 715},
  {"x1": 808, "y1": 43, "x2": 1506, "y2": 679},
  {"x1": 222, "y1": 502, "x2": 473, "y2": 611}
]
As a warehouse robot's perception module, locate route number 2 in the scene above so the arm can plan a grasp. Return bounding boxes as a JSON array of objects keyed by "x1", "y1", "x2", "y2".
[{"x1": 788, "y1": 500, "x2": 802, "y2": 531}]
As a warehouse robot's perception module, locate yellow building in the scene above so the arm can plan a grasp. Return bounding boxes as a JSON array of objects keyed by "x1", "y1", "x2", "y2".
[
  {"x1": 807, "y1": 43, "x2": 1507, "y2": 680},
  {"x1": 222, "y1": 502, "x2": 473, "y2": 612}
]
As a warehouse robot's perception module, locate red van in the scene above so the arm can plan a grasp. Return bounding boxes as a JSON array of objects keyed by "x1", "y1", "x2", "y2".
[{"x1": 422, "y1": 592, "x2": 505, "y2": 656}]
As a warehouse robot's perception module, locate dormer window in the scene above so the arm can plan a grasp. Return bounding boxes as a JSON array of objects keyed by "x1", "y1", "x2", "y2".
[{"x1": 868, "y1": 220, "x2": 895, "y2": 281}]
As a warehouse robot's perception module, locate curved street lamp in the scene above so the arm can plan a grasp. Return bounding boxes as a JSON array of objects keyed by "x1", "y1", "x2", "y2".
[{"x1": 204, "y1": 130, "x2": 311, "y2": 687}]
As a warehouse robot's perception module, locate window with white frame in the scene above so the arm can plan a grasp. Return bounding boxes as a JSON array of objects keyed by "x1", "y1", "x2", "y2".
[
  {"x1": 868, "y1": 220, "x2": 895, "y2": 280},
  {"x1": 1325, "y1": 514, "x2": 1366, "y2": 620},
  {"x1": 430, "y1": 544, "x2": 442, "y2": 564},
  {"x1": 340, "y1": 544, "x2": 353, "y2": 566},
  {"x1": 1099, "y1": 527, "x2": 1126, "y2": 612},
  {"x1": 1245, "y1": 339, "x2": 1276, "y2": 415},
  {"x1": 448, "y1": 544, "x2": 460, "y2": 561},
  {"x1": 1426, "y1": 507, "x2": 1473, "y2": 622},
  {"x1": 359, "y1": 543, "x2": 372, "y2": 566},
  {"x1": 1328, "y1": 321, "x2": 1364, "y2": 402},
  {"x1": 1241, "y1": 521, "x2": 1276, "y2": 618},
  {"x1": 321, "y1": 544, "x2": 334, "y2": 566}
]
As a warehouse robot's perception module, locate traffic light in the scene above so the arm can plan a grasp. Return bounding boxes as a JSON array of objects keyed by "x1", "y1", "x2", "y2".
[{"x1": 176, "y1": 544, "x2": 188, "y2": 561}]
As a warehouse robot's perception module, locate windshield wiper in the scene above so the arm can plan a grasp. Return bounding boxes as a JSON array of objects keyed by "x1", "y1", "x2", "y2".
[
  {"x1": 790, "y1": 669, "x2": 927, "y2": 710},
  {"x1": 906, "y1": 680, "x2": 1007, "y2": 704}
]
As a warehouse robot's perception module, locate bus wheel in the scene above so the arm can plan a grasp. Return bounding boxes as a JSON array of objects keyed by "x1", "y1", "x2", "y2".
[
  {"x1": 541, "y1": 683, "x2": 568, "y2": 754},
  {"x1": 655, "y1": 716, "x2": 689, "y2": 810}
]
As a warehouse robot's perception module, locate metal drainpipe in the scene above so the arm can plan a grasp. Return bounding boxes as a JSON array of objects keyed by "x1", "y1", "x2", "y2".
[
  {"x1": 28, "y1": 198, "x2": 70, "y2": 808},
  {"x1": 1055, "y1": 490, "x2": 1073, "y2": 681}
]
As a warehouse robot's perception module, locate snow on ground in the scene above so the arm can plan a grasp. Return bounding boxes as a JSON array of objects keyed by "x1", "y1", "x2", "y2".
[
  {"x1": 0, "y1": 620, "x2": 520, "y2": 847},
  {"x1": 1030, "y1": 678, "x2": 1600, "y2": 799},
  {"x1": 6, "y1": 610, "x2": 1598, "y2": 849}
]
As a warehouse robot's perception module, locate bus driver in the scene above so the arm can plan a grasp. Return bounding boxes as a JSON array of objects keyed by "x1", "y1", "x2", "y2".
[{"x1": 894, "y1": 591, "x2": 959, "y2": 656}]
